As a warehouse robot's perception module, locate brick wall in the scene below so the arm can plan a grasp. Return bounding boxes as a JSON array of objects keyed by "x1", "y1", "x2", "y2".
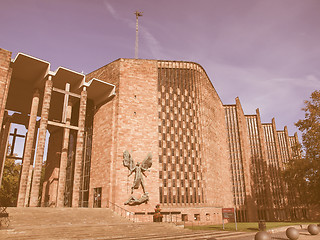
[
  {"x1": 0, "y1": 48, "x2": 12, "y2": 191},
  {"x1": 0, "y1": 48, "x2": 12, "y2": 129},
  {"x1": 88, "y1": 60, "x2": 120, "y2": 207},
  {"x1": 88, "y1": 59, "x2": 233, "y2": 217},
  {"x1": 115, "y1": 59, "x2": 160, "y2": 212},
  {"x1": 235, "y1": 98, "x2": 257, "y2": 221},
  {"x1": 197, "y1": 66, "x2": 234, "y2": 208},
  {"x1": 42, "y1": 128, "x2": 63, "y2": 206},
  {"x1": 88, "y1": 59, "x2": 160, "y2": 212}
]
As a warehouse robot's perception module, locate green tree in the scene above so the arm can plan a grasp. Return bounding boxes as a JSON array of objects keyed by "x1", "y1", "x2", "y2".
[
  {"x1": 0, "y1": 157, "x2": 21, "y2": 206},
  {"x1": 284, "y1": 90, "x2": 320, "y2": 205},
  {"x1": 282, "y1": 155, "x2": 310, "y2": 205}
]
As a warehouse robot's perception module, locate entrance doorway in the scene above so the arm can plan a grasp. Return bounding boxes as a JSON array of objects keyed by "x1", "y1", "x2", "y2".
[{"x1": 93, "y1": 187, "x2": 102, "y2": 208}]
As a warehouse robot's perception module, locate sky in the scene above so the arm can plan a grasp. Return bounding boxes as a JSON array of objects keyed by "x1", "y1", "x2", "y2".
[{"x1": 1, "y1": 0, "x2": 320, "y2": 148}]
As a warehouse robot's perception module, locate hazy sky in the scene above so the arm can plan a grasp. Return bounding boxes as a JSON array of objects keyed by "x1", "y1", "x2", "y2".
[{"x1": 1, "y1": 0, "x2": 320, "y2": 140}]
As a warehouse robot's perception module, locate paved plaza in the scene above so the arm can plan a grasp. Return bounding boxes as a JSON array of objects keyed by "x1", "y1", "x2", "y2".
[
  {"x1": 0, "y1": 208, "x2": 318, "y2": 240},
  {"x1": 0, "y1": 208, "x2": 252, "y2": 239}
]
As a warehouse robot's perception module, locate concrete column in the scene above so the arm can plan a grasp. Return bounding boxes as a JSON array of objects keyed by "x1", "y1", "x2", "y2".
[
  {"x1": 24, "y1": 124, "x2": 39, "y2": 207},
  {"x1": 17, "y1": 89, "x2": 40, "y2": 207},
  {"x1": 40, "y1": 181, "x2": 48, "y2": 207},
  {"x1": 29, "y1": 76, "x2": 53, "y2": 207},
  {"x1": 24, "y1": 165, "x2": 34, "y2": 206},
  {"x1": 56, "y1": 102, "x2": 72, "y2": 207},
  {"x1": 72, "y1": 87, "x2": 87, "y2": 207}
]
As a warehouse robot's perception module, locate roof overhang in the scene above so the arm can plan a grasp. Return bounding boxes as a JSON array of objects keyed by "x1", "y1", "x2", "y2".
[
  {"x1": 6, "y1": 53, "x2": 115, "y2": 116},
  {"x1": 51, "y1": 67, "x2": 85, "y2": 91},
  {"x1": 83, "y1": 78, "x2": 116, "y2": 106}
]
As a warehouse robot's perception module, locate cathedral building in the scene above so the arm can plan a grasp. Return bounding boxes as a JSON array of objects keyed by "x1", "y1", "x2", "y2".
[{"x1": 0, "y1": 48, "x2": 305, "y2": 223}]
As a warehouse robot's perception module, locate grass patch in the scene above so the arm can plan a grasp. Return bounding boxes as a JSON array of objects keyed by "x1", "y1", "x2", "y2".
[{"x1": 185, "y1": 222, "x2": 319, "y2": 232}]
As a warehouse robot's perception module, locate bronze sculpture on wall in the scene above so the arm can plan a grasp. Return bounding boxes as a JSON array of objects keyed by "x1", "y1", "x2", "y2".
[{"x1": 123, "y1": 150, "x2": 152, "y2": 205}]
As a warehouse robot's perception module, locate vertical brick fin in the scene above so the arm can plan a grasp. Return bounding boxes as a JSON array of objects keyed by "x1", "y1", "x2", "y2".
[
  {"x1": 245, "y1": 114, "x2": 268, "y2": 220},
  {"x1": 17, "y1": 89, "x2": 40, "y2": 207},
  {"x1": 272, "y1": 119, "x2": 283, "y2": 169},
  {"x1": 272, "y1": 119, "x2": 288, "y2": 220},
  {"x1": 284, "y1": 126, "x2": 293, "y2": 160},
  {"x1": 262, "y1": 120, "x2": 287, "y2": 220},
  {"x1": 72, "y1": 88, "x2": 87, "y2": 207},
  {"x1": 29, "y1": 77, "x2": 53, "y2": 207},
  {"x1": 235, "y1": 97, "x2": 258, "y2": 221},
  {"x1": 294, "y1": 133, "x2": 301, "y2": 158},
  {"x1": 255, "y1": 109, "x2": 275, "y2": 221}
]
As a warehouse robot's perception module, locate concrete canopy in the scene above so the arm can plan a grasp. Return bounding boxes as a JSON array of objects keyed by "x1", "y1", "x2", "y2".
[
  {"x1": 5, "y1": 53, "x2": 115, "y2": 123},
  {"x1": 6, "y1": 53, "x2": 50, "y2": 115},
  {"x1": 82, "y1": 78, "x2": 116, "y2": 106}
]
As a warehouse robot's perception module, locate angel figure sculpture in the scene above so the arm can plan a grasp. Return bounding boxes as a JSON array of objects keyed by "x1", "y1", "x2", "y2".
[{"x1": 123, "y1": 150, "x2": 152, "y2": 195}]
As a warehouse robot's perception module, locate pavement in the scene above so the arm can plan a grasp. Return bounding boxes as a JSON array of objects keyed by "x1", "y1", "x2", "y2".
[
  {"x1": 267, "y1": 224, "x2": 320, "y2": 240},
  {"x1": 0, "y1": 208, "x2": 319, "y2": 240},
  {"x1": 269, "y1": 230, "x2": 320, "y2": 240}
]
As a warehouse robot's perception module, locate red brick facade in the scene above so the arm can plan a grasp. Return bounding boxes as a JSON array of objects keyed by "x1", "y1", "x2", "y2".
[
  {"x1": 0, "y1": 48, "x2": 12, "y2": 188},
  {"x1": 89, "y1": 59, "x2": 161, "y2": 212},
  {"x1": 0, "y1": 49, "x2": 12, "y2": 129},
  {"x1": 41, "y1": 129, "x2": 63, "y2": 206},
  {"x1": 86, "y1": 59, "x2": 233, "y2": 223},
  {"x1": 0, "y1": 48, "x2": 306, "y2": 223}
]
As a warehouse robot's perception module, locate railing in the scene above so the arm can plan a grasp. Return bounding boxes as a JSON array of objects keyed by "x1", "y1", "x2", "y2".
[
  {"x1": 184, "y1": 220, "x2": 202, "y2": 229},
  {"x1": 108, "y1": 201, "x2": 136, "y2": 222},
  {"x1": 107, "y1": 202, "x2": 184, "y2": 225},
  {"x1": 161, "y1": 213, "x2": 182, "y2": 225}
]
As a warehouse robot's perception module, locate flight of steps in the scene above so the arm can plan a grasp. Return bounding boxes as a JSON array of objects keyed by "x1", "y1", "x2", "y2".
[{"x1": 0, "y1": 208, "x2": 255, "y2": 240}]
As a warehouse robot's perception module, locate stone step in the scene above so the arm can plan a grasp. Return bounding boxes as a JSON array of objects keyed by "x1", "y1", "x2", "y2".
[
  {"x1": 0, "y1": 208, "x2": 255, "y2": 240},
  {"x1": 100, "y1": 230, "x2": 254, "y2": 240}
]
